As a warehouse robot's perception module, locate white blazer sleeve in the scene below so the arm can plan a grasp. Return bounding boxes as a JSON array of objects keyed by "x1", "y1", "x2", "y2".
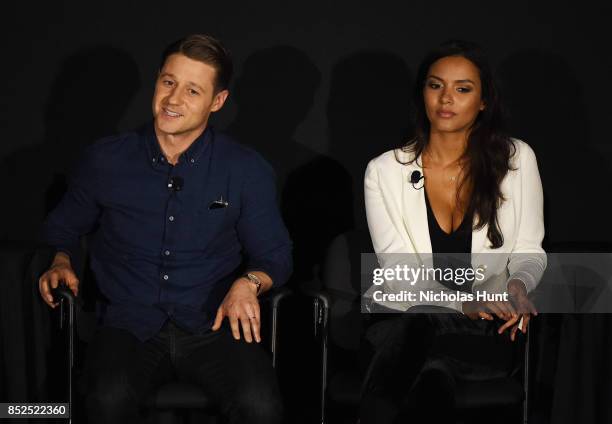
[{"x1": 507, "y1": 142, "x2": 547, "y2": 292}]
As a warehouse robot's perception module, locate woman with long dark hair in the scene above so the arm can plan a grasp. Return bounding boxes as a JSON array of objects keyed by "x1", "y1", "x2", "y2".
[{"x1": 361, "y1": 40, "x2": 546, "y2": 423}]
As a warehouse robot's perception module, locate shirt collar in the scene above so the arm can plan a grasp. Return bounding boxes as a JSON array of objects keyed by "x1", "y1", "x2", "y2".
[{"x1": 144, "y1": 122, "x2": 213, "y2": 167}]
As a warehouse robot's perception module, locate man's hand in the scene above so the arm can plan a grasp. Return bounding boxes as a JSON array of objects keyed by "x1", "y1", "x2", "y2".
[
  {"x1": 507, "y1": 279, "x2": 538, "y2": 341},
  {"x1": 212, "y1": 277, "x2": 261, "y2": 343},
  {"x1": 38, "y1": 252, "x2": 79, "y2": 308}
]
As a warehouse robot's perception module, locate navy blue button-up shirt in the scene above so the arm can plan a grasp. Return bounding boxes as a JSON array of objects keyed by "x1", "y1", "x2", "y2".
[{"x1": 43, "y1": 123, "x2": 292, "y2": 341}]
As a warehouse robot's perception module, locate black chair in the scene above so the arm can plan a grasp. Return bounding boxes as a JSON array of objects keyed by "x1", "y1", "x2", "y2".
[
  {"x1": 454, "y1": 327, "x2": 531, "y2": 424},
  {"x1": 300, "y1": 230, "x2": 369, "y2": 424},
  {"x1": 361, "y1": 303, "x2": 532, "y2": 424},
  {"x1": 317, "y1": 230, "x2": 533, "y2": 424},
  {"x1": 301, "y1": 286, "x2": 360, "y2": 424},
  {"x1": 30, "y1": 247, "x2": 292, "y2": 424},
  {"x1": 297, "y1": 285, "x2": 333, "y2": 424}
]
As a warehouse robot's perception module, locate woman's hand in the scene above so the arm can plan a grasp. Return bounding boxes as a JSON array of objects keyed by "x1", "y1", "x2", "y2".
[
  {"x1": 463, "y1": 280, "x2": 538, "y2": 341},
  {"x1": 462, "y1": 298, "x2": 525, "y2": 341},
  {"x1": 462, "y1": 299, "x2": 517, "y2": 321},
  {"x1": 506, "y1": 279, "x2": 538, "y2": 340}
]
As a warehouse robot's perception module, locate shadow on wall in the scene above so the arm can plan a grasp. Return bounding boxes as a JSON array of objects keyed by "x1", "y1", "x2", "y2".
[
  {"x1": 226, "y1": 45, "x2": 323, "y2": 188},
  {"x1": 499, "y1": 50, "x2": 612, "y2": 424},
  {"x1": 0, "y1": 46, "x2": 140, "y2": 243},
  {"x1": 327, "y1": 50, "x2": 414, "y2": 232},
  {"x1": 226, "y1": 46, "x2": 355, "y2": 424},
  {"x1": 497, "y1": 48, "x2": 612, "y2": 247},
  {"x1": 227, "y1": 48, "x2": 416, "y2": 285},
  {"x1": 309, "y1": 51, "x2": 414, "y2": 421},
  {"x1": 227, "y1": 46, "x2": 354, "y2": 286}
]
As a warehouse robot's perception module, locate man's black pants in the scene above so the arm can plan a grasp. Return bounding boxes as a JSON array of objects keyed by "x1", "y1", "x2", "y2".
[{"x1": 81, "y1": 320, "x2": 282, "y2": 424}]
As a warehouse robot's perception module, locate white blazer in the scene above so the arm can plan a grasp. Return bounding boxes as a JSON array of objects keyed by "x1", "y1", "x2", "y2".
[{"x1": 364, "y1": 138, "x2": 547, "y2": 312}]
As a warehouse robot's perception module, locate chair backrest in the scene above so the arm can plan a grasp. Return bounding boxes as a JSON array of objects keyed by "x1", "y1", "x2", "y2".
[{"x1": 1, "y1": 242, "x2": 54, "y2": 402}]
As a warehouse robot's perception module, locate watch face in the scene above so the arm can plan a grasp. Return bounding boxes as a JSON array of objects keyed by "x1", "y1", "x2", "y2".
[{"x1": 246, "y1": 273, "x2": 261, "y2": 292}]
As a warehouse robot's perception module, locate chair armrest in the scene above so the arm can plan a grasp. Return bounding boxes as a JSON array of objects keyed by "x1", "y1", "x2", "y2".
[
  {"x1": 261, "y1": 286, "x2": 294, "y2": 310},
  {"x1": 51, "y1": 284, "x2": 76, "y2": 306},
  {"x1": 257, "y1": 287, "x2": 294, "y2": 368},
  {"x1": 49, "y1": 283, "x2": 77, "y2": 335},
  {"x1": 294, "y1": 285, "x2": 330, "y2": 423},
  {"x1": 298, "y1": 286, "x2": 331, "y2": 309}
]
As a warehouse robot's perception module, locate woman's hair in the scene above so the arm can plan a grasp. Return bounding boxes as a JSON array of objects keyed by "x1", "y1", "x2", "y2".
[{"x1": 398, "y1": 40, "x2": 515, "y2": 249}]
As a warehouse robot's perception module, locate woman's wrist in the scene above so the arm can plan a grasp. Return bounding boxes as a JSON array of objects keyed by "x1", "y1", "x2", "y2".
[{"x1": 507, "y1": 279, "x2": 527, "y2": 297}]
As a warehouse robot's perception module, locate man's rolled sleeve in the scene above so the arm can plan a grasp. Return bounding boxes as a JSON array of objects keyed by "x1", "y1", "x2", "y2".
[{"x1": 236, "y1": 152, "x2": 292, "y2": 287}]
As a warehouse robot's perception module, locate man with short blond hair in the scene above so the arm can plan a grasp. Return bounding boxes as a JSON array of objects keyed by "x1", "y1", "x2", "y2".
[{"x1": 39, "y1": 34, "x2": 291, "y2": 424}]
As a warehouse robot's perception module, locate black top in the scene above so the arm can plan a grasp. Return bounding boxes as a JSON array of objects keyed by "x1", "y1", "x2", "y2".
[{"x1": 424, "y1": 189, "x2": 473, "y2": 292}]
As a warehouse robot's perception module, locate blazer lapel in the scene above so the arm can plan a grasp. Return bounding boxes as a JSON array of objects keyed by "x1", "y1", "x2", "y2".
[{"x1": 400, "y1": 158, "x2": 432, "y2": 255}]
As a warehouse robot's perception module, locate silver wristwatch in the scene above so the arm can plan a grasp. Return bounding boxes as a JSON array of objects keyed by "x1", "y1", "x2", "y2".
[{"x1": 243, "y1": 272, "x2": 262, "y2": 295}]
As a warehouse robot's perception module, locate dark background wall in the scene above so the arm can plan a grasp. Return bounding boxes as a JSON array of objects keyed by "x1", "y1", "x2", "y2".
[
  {"x1": 2, "y1": 0, "x2": 611, "y2": 249},
  {"x1": 1, "y1": 2, "x2": 611, "y2": 422}
]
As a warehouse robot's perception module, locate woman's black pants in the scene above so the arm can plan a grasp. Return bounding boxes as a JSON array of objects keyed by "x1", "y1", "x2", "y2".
[{"x1": 361, "y1": 305, "x2": 514, "y2": 424}]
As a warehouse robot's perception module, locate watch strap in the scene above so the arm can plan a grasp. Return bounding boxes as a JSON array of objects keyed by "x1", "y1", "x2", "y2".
[{"x1": 243, "y1": 272, "x2": 262, "y2": 295}]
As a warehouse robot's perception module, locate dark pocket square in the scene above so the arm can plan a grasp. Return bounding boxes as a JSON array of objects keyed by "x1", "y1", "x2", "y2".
[{"x1": 209, "y1": 198, "x2": 229, "y2": 209}]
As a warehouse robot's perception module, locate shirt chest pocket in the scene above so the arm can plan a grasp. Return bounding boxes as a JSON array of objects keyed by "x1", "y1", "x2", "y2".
[{"x1": 192, "y1": 200, "x2": 239, "y2": 248}]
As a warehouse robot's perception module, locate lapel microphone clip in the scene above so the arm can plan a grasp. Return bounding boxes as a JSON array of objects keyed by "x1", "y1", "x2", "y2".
[{"x1": 410, "y1": 170, "x2": 425, "y2": 189}]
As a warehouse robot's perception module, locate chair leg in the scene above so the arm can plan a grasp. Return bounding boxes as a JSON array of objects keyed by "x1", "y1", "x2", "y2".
[
  {"x1": 522, "y1": 326, "x2": 530, "y2": 424},
  {"x1": 314, "y1": 295, "x2": 329, "y2": 424},
  {"x1": 58, "y1": 294, "x2": 76, "y2": 424}
]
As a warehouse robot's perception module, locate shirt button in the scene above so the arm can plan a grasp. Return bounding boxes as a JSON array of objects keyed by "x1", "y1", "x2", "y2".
[
  {"x1": 164, "y1": 250, "x2": 170, "y2": 256},
  {"x1": 162, "y1": 274, "x2": 169, "y2": 281},
  {"x1": 190, "y1": 158, "x2": 195, "y2": 163},
  {"x1": 168, "y1": 215, "x2": 174, "y2": 222},
  {"x1": 152, "y1": 158, "x2": 156, "y2": 163}
]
